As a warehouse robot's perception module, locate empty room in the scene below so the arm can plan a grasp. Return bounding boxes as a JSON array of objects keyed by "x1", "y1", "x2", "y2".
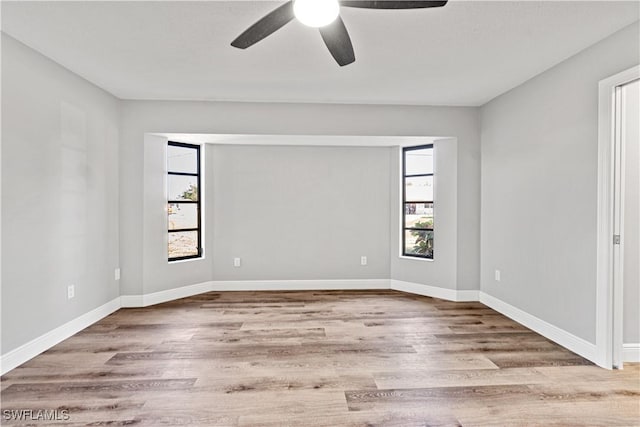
[{"x1": 1, "y1": 0, "x2": 639, "y2": 425}]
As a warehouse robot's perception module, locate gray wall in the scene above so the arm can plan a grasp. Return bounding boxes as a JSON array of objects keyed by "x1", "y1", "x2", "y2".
[
  {"x1": 140, "y1": 134, "x2": 214, "y2": 296},
  {"x1": 480, "y1": 22, "x2": 640, "y2": 344},
  {"x1": 140, "y1": 137, "x2": 392, "y2": 293},
  {"x1": 120, "y1": 101, "x2": 480, "y2": 296},
  {"x1": 1, "y1": 34, "x2": 120, "y2": 353},
  {"x1": 390, "y1": 139, "x2": 460, "y2": 289},
  {"x1": 623, "y1": 78, "x2": 639, "y2": 345},
  {"x1": 211, "y1": 144, "x2": 391, "y2": 281}
]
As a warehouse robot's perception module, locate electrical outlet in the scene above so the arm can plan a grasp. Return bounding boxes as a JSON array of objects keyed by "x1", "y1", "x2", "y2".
[
  {"x1": 234, "y1": 257, "x2": 241, "y2": 267},
  {"x1": 495, "y1": 269, "x2": 501, "y2": 282},
  {"x1": 67, "y1": 285, "x2": 75, "y2": 299},
  {"x1": 115, "y1": 268, "x2": 121, "y2": 281},
  {"x1": 361, "y1": 256, "x2": 367, "y2": 266}
]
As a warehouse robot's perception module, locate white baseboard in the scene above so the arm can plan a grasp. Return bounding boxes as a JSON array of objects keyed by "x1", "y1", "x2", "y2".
[
  {"x1": 390, "y1": 279, "x2": 480, "y2": 302},
  {"x1": 119, "y1": 295, "x2": 144, "y2": 308},
  {"x1": 121, "y1": 281, "x2": 213, "y2": 307},
  {"x1": 479, "y1": 292, "x2": 598, "y2": 363},
  {"x1": 0, "y1": 297, "x2": 121, "y2": 375},
  {"x1": 208, "y1": 279, "x2": 390, "y2": 292},
  {"x1": 120, "y1": 279, "x2": 390, "y2": 307},
  {"x1": 623, "y1": 344, "x2": 640, "y2": 363}
]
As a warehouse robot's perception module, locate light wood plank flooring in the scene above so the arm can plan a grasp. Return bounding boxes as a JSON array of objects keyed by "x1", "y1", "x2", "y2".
[{"x1": 1, "y1": 290, "x2": 639, "y2": 426}]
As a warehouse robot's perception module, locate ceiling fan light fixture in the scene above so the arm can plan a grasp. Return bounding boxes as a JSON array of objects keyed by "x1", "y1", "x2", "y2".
[
  {"x1": 293, "y1": 0, "x2": 340, "y2": 28},
  {"x1": 231, "y1": 0, "x2": 449, "y2": 66}
]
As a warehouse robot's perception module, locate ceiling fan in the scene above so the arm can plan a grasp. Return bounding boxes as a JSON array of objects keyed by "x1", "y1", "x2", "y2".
[{"x1": 231, "y1": 0, "x2": 448, "y2": 67}]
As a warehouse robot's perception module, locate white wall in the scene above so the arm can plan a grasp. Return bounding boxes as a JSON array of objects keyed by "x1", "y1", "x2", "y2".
[
  {"x1": 623, "y1": 78, "x2": 639, "y2": 345},
  {"x1": 1, "y1": 34, "x2": 120, "y2": 353},
  {"x1": 480, "y1": 22, "x2": 640, "y2": 344},
  {"x1": 120, "y1": 101, "x2": 480, "y2": 296}
]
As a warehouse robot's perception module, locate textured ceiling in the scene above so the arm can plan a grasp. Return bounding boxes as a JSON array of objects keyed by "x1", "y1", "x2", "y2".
[{"x1": 2, "y1": 1, "x2": 638, "y2": 105}]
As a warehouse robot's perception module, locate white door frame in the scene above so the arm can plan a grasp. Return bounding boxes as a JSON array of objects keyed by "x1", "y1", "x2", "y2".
[{"x1": 596, "y1": 65, "x2": 639, "y2": 369}]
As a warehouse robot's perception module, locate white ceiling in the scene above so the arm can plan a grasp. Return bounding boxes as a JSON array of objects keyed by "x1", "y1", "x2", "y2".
[{"x1": 2, "y1": 1, "x2": 638, "y2": 106}]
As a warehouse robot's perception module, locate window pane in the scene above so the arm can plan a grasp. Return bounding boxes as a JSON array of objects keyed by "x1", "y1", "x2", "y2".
[
  {"x1": 405, "y1": 203, "x2": 433, "y2": 229},
  {"x1": 168, "y1": 175, "x2": 198, "y2": 201},
  {"x1": 168, "y1": 203, "x2": 198, "y2": 230},
  {"x1": 168, "y1": 231, "x2": 198, "y2": 258},
  {"x1": 405, "y1": 147, "x2": 433, "y2": 175},
  {"x1": 404, "y1": 230, "x2": 434, "y2": 258},
  {"x1": 405, "y1": 176, "x2": 433, "y2": 202},
  {"x1": 168, "y1": 145, "x2": 197, "y2": 174}
]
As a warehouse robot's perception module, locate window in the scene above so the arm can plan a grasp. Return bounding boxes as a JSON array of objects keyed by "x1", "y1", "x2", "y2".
[
  {"x1": 167, "y1": 142, "x2": 202, "y2": 261},
  {"x1": 402, "y1": 145, "x2": 434, "y2": 259}
]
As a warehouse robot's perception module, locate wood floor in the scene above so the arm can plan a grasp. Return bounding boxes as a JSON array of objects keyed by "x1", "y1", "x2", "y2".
[{"x1": 1, "y1": 290, "x2": 639, "y2": 426}]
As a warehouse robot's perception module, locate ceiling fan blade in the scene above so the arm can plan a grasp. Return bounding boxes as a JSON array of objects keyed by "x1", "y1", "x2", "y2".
[
  {"x1": 231, "y1": 1, "x2": 295, "y2": 49},
  {"x1": 319, "y1": 16, "x2": 355, "y2": 67},
  {"x1": 341, "y1": 0, "x2": 447, "y2": 9}
]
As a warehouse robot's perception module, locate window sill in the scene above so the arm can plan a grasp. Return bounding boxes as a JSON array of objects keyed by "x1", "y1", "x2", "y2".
[
  {"x1": 399, "y1": 255, "x2": 434, "y2": 262},
  {"x1": 168, "y1": 256, "x2": 205, "y2": 264}
]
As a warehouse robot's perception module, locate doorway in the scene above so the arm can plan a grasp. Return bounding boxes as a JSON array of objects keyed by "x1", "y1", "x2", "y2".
[
  {"x1": 617, "y1": 78, "x2": 639, "y2": 367},
  {"x1": 596, "y1": 65, "x2": 640, "y2": 369}
]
